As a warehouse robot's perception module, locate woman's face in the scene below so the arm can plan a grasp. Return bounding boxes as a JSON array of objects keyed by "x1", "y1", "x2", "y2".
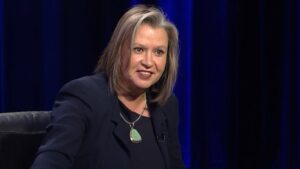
[{"x1": 121, "y1": 24, "x2": 168, "y2": 93}]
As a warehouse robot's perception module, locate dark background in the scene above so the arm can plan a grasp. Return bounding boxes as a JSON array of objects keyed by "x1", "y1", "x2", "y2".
[{"x1": 0, "y1": 0, "x2": 299, "y2": 169}]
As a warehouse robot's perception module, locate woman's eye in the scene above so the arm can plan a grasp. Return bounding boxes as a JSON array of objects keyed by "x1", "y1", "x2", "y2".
[
  {"x1": 133, "y1": 47, "x2": 143, "y2": 53},
  {"x1": 154, "y1": 49, "x2": 165, "y2": 56}
]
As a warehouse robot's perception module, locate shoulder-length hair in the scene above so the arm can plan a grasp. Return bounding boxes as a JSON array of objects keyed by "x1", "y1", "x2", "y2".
[{"x1": 95, "y1": 4, "x2": 179, "y2": 105}]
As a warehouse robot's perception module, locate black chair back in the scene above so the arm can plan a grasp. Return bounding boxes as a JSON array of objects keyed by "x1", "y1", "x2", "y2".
[{"x1": 0, "y1": 111, "x2": 50, "y2": 169}]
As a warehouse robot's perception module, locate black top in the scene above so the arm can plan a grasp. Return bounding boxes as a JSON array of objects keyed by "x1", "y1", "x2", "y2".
[{"x1": 119, "y1": 100, "x2": 165, "y2": 169}]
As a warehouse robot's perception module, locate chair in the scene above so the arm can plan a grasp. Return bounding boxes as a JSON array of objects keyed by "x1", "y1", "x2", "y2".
[{"x1": 0, "y1": 111, "x2": 50, "y2": 169}]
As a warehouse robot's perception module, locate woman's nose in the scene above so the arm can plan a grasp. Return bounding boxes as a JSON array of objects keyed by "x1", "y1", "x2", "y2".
[{"x1": 141, "y1": 52, "x2": 153, "y2": 67}]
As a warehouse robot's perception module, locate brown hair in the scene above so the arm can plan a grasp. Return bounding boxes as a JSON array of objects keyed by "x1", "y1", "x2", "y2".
[{"x1": 95, "y1": 4, "x2": 179, "y2": 105}]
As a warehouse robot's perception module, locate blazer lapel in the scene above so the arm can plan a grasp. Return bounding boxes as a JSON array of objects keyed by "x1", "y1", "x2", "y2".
[
  {"x1": 150, "y1": 105, "x2": 170, "y2": 169},
  {"x1": 110, "y1": 97, "x2": 131, "y2": 155}
]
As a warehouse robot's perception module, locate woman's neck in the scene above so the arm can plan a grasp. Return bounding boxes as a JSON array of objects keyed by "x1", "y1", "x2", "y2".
[{"x1": 117, "y1": 92, "x2": 149, "y2": 116}]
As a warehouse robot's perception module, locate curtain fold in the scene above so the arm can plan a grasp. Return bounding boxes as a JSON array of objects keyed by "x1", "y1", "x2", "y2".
[
  {"x1": 158, "y1": 1, "x2": 193, "y2": 168},
  {"x1": 41, "y1": 0, "x2": 63, "y2": 108},
  {"x1": 0, "y1": 0, "x2": 4, "y2": 112},
  {"x1": 296, "y1": 0, "x2": 300, "y2": 166}
]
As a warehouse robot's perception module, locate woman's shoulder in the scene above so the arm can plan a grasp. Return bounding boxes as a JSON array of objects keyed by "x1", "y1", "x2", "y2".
[
  {"x1": 159, "y1": 93, "x2": 179, "y2": 122},
  {"x1": 63, "y1": 73, "x2": 107, "y2": 89},
  {"x1": 57, "y1": 73, "x2": 111, "y2": 104},
  {"x1": 60, "y1": 73, "x2": 107, "y2": 93},
  {"x1": 163, "y1": 93, "x2": 178, "y2": 110}
]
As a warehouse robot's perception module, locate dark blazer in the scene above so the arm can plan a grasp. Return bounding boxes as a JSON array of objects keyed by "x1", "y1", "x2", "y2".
[{"x1": 31, "y1": 73, "x2": 185, "y2": 169}]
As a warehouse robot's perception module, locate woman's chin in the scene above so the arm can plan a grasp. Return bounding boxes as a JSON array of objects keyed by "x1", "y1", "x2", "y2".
[{"x1": 132, "y1": 82, "x2": 153, "y2": 91}]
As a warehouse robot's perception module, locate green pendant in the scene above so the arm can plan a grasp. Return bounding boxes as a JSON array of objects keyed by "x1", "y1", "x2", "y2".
[{"x1": 130, "y1": 128, "x2": 142, "y2": 143}]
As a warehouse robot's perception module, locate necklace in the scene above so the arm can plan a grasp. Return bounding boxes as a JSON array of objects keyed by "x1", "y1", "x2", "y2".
[{"x1": 119, "y1": 101, "x2": 147, "y2": 143}]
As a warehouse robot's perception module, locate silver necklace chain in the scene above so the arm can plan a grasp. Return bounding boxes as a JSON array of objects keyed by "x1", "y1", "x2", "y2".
[
  {"x1": 120, "y1": 106, "x2": 147, "y2": 127},
  {"x1": 119, "y1": 102, "x2": 147, "y2": 127}
]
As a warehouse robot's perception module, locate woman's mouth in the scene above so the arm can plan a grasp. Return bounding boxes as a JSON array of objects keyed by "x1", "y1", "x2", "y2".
[{"x1": 137, "y1": 71, "x2": 152, "y2": 79}]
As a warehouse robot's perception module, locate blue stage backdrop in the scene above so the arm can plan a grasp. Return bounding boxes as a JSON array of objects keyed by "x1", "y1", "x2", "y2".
[{"x1": 0, "y1": 0, "x2": 300, "y2": 169}]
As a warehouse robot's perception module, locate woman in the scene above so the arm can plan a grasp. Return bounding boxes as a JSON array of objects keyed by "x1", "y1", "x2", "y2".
[{"x1": 31, "y1": 4, "x2": 186, "y2": 169}]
